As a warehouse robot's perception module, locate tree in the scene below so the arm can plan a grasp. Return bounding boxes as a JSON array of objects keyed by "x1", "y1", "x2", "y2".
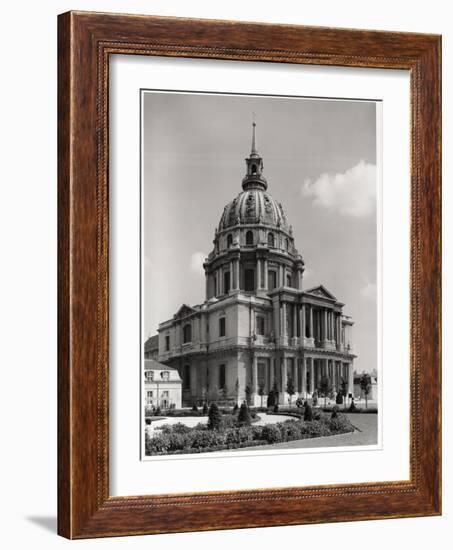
[
  {"x1": 237, "y1": 402, "x2": 252, "y2": 426},
  {"x1": 191, "y1": 403, "x2": 198, "y2": 413},
  {"x1": 258, "y1": 383, "x2": 265, "y2": 408},
  {"x1": 360, "y1": 374, "x2": 372, "y2": 409},
  {"x1": 266, "y1": 390, "x2": 275, "y2": 409},
  {"x1": 304, "y1": 402, "x2": 313, "y2": 421},
  {"x1": 319, "y1": 375, "x2": 332, "y2": 407},
  {"x1": 340, "y1": 379, "x2": 348, "y2": 410},
  {"x1": 202, "y1": 402, "x2": 208, "y2": 415},
  {"x1": 286, "y1": 377, "x2": 296, "y2": 407},
  {"x1": 336, "y1": 391, "x2": 343, "y2": 405},
  {"x1": 245, "y1": 385, "x2": 252, "y2": 406},
  {"x1": 208, "y1": 403, "x2": 222, "y2": 430}
]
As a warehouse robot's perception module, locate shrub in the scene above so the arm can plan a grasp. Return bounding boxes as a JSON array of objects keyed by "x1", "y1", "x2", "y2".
[
  {"x1": 192, "y1": 404, "x2": 198, "y2": 413},
  {"x1": 329, "y1": 414, "x2": 354, "y2": 434},
  {"x1": 145, "y1": 418, "x2": 151, "y2": 425},
  {"x1": 237, "y1": 402, "x2": 252, "y2": 425},
  {"x1": 155, "y1": 406, "x2": 162, "y2": 416},
  {"x1": 202, "y1": 403, "x2": 208, "y2": 415},
  {"x1": 273, "y1": 403, "x2": 279, "y2": 413},
  {"x1": 348, "y1": 399, "x2": 357, "y2": 412},
  {"x1": 295, "y1": 397, "x2": 304, "y2": 408},
  {"x1": 208, "y1": 403, "x2": 222, "y2": 430},
  {"x1": 233, "y1": 403, "x2": 239, "y2": 414},
  {"x1": 304, "y1": 403, "x2": 313, "y2": 421},
  {"x1": 331, "y1": 405, "x2": 340, "y2": 418},
  {"x1": 336, "y1": 392, "x2": 343, "y2": 405},
  {"x1": 262, "y1": 424, "x2": 283, "y2": 444},
  {"x1": 267, "y1": 390, "x2": 275, "y2": 408}
]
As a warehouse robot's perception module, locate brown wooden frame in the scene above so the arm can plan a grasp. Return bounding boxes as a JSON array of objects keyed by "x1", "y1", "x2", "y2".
[{"x1": 58, "y1": 10, "x2": 442, "y2": 539}]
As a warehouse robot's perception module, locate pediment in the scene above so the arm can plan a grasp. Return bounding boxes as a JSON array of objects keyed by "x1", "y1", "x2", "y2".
[
  {"x1": 174, "y1": 304, "x2": 196, "y2": 319},
  {"x1": 304, "y1": 285, "x2": 337, "y2": 301}
]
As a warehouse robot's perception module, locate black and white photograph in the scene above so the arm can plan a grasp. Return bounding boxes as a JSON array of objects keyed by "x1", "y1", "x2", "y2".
[{"x1": 141, "y1": 91, "x2": 379, "y2": 458}]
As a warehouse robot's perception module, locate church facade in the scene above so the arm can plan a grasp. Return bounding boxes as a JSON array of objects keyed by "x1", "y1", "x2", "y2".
[{"x1": 153, "y1": 123, "x2": 356, "y2": 407}]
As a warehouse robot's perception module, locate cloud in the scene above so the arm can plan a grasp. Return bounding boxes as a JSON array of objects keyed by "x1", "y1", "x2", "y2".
[
  {"x1": 302, "y1": 161, "x2": 377, "y2": 217},
  {"x1": 360, "y1": 282, "x2": 377, "y2": 300},
  {"x1": 190, "y1": 251, "x2": 206, "y2": 274}
]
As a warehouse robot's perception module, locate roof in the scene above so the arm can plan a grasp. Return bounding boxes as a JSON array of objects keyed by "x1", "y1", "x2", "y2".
[
  {"x1": 144, "y1": 359, "x2": 178, "y2": 371},
  {"x1": 144, "y1": 335, "x2": 158, "y2": 353}
]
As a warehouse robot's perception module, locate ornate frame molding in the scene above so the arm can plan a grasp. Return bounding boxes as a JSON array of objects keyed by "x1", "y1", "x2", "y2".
[{"x1": 58, "y1": 11, "x2": 441, "y2": 538}]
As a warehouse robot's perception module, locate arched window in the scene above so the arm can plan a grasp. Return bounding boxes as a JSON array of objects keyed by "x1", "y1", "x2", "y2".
[
  {"x1": 183, "y1": 323, "x2": 192, "y2": 343},
  {"x1": 286, "y1": 273, "x2": 292, "y2": 287},
  {"x1": 251, "y1": 164, "x2": 257, "y2": 174},
  {"x1": 246, "y1": 230, "x2": 254, "y2": 245},
  {"x1": 285, "y1": 238, "x2": 289, "y2": 250},
  {"x1": 227, "y1": 234, "x2": 233, "y2": 248},
  {"x1": 267, "y1": 232, "x2": 275, "y2": 247}
]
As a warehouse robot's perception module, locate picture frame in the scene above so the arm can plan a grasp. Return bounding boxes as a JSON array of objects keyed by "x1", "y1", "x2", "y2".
[{"x1": 58, "y1": 11, "x2": 441, "y2": 539}]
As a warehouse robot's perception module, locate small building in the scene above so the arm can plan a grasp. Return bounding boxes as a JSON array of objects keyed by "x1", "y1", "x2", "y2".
[
  {"x1": 353, "y1": 371, "x2": 378, "y2": 402},
  {"x1": 144, "y1": 359, "x2": 182, "y2": 410}
]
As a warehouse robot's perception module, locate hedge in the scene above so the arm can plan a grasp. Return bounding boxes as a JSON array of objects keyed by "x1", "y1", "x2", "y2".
[{"x1": 145, "y1": 413, "x2": 354, "y2": 456}]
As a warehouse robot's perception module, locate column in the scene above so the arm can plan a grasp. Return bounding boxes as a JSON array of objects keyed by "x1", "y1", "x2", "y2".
[
  {"x1": 229, "y1": 260, "x2": 233, "y2": 292},
  {"x1": 257, "y1": 258, "x2": 262, "y2": 289},
  {"x1": 279, "y1": 264, "x2": 283, "y2": 287},
  {"x1": 323, "y1": 309, "x2": 328, "y2": 343},
  {"x1": 281, "y1": 357, "x2": 287, "y2": 399},
  {"x1": 332, "y1": 360, "x2": 337, "y2": 391},
  {"x1": 294, "y1": 358, "x2": 299, "y2": 393},
  {"x1": 336, "y1": 315, "x2": 341, "y2": 349},
  {"x1": 347, "y1": 363, "x2": 354, "y2": 399},
  {"x1": 298, "y1": 269, "x2": 303, "y2": 289},
  {"x1": 264, "y1": 259, "x2": 268, "y2": 290},
  {"x1": 293, "y1": 304, "x2": 297, "y2": 339},
  {"x1": 273, "y1": 299, "x2": 280, "y2": 339},
  {"x1": 282, "y1": 302, "x2": 287, "y2": 339},
  {"x1": 269, "y1": 357, "x2": 274, "y2": 390},
  {"x1": 309, "y1": 358, "x2": 314, "y2": 394},
  {"x1": 301, "y1": 357, "x2": 307, "y2": 396},
  {"x1": 235, "y1": 259, "x2": 240, "y2": 290},
  {"x1": 252, "y1": 355, "x2": 258, "y2": 396},
  {"x1": 309, "y1": 306, "x2": 313, "y2": 339},
  {"x1": 300, "y1": 304, "x2": 306, "y2": 341}
]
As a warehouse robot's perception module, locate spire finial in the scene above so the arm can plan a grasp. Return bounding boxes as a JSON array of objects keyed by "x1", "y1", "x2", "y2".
[{"x1": 251, "y1": 112, "x2": 257, "y2": 155}]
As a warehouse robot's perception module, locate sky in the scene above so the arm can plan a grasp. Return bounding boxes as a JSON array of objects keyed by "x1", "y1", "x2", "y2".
[{"x1": 143, "y1": 91, "x2": 378, "y2": 374}]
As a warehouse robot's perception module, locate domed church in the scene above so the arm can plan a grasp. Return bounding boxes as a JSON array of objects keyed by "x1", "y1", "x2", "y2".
[{"x1": 155, "y1": 122, "x2": 356, "y2": 407}]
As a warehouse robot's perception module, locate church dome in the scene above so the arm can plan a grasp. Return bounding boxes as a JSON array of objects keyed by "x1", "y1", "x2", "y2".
[
  {"x1": 218, "y1": 188, "x2": 289, "y2": 231},
  {"x1": 217, "y1": 119, "x2": 290, "y2": 234}
]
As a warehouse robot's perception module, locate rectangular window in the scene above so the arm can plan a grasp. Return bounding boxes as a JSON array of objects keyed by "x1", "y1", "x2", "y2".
[
  {"x1": 223, "y1": 271, "x2": 230, "y2": 293},
  {"x1": 219, "y1": 317, "x2": 226, "y2": 337},
  {"x1": 165, "y1": 335, "x2": 170, "y2": 351},
  {"x1": 219, "y1": 364, "x2": 226, "y2": 389},
  {"x1": 244, "y1": 269, "x2": 255, "y2": 291},
  {"x1": 146, "y1": 390, "x2": 153, "y2": 405},
  {"x1": 268, "y1": 270, "x2": 277, "y2": 290},
  {"x1": 256, "y1": 315, "x2": 265, "y2": 335}
]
